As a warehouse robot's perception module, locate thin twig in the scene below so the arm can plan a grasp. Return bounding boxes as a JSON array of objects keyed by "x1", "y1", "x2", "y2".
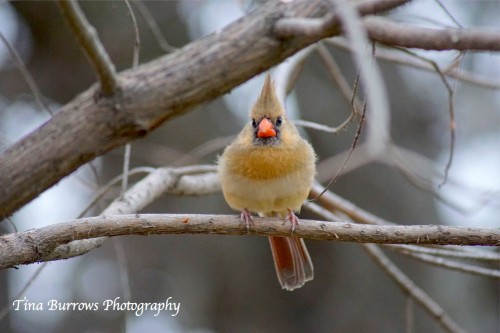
[
  {"x1": 0, "y1": 263, "x2": 47, "y2": 321},
  {"x1": 307, "y1": 200, "x2": 467, "y2": 333},
  {"x1": 311, "y1": 0, "x2": 393, "y2": 200},
  {"x1": 392, "y1": 46, "x2": 456, "y2": 187},
  {"x1": 111, "y1": 238, "x2": 131, "y2": 330},
  {"x1": 310, "y1": 182, "x2": 394, "y2": 225},
  {"x1": 388, "y1": 246, "x2": 500, "y2": 278},
  {"x1": 57, "y1": 0, "x2": 118, "y2": 96},
  {"x1": 311, "y1": 181, "x2": 500, "y2": 271},
  {"x1": 121, "y1": 144, "x2": 132, "y2": 197},
  {"x1": 317, "y1": 42, "x2": 362, "y2": 117},
  {"x1": 363, "y1": 244, "x2": 468, "y2": 333},
  {"x1": 0, "y1": 31, "x2": 53, "y2": 116},
  {"x1": 124, "y1": 0, "x2": 140, "y2": 69},
  {"x1": 4, "y1": 217, "x2": 18, "y2": 233},
  {"x1": 327, "y1": 38, "x2": 500, "y2": 90},
  {"x1": 386, "y1": 144, "x2": 500, "y2": 216},
  {"x1": 332, "y1": 0, "x2": 391, "y2": 160},
  {"x1": 293, "y1": 119, "x2": 350, "y2": 134},
  {"x1": 78, "y1": 167, "x2": 155, "y2": 219},
  {"x1": 389, "y1": 147, "x2": 467, "y2": 212},
  {"x1": 406, "y1": 296, "x2": 415, "y2": 333},
  {"x1": 310, "y1": 100, "x2": 366, "y2": 201},
  {"x1": 120, "y1": 0, "x2": 140, "y2": 197},
  {"x1": 173, "y1": 135, "x2": 235, "y2": 166},
  {"x1": 385, "y1": 244, "x2": 500, "y2": 262},
  {"x1": 433, "y1": 0, "x2": 462, "y2": 28},
  {"x1": 132, "y1": 0, "x2": 177, "y2": 53}
]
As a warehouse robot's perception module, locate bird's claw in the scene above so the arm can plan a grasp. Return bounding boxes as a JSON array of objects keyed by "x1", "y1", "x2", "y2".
[
  {"x1": 240, "y1": 208, "x2": 254, "y2": 232},
  {"x1": 284, "y1": 209, "x2": 299, "y2": 235}
]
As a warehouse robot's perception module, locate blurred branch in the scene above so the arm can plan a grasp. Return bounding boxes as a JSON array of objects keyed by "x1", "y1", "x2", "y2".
[
  {"x1": 124, "y1": 0, "x2": 140, "y2": 69},
  {"x1": 364, "y1": 16, "x2": 500, "y2": 51},
  {"x1": 0, "y1": 213, "x2": 499, "y2": 270},
  {"x1": 274, "y1": 45, "x2": 315, "y2": 104},
  {"x1": 294, "y1": 119, "x2": 351, "y2": 134},
  {"x1": 310, "y1": 0, "x2": 392, "y2": 200},
  {"x1": 327, "y1": 38, "x2": 500, "y2": 90},
  {"x1": 316, "y1": 137, "x2": 488, "y2": 216},
  {"x1": 310, "y1": 183, "x2": 500, "y2": 278},
  {"x1": 388, "y1": 246, "x2": 500, "y2": 278},
  {"x1": 173, "y1": 135, "x2": 235, "y2": 166},
  {"x1": 274, "y1": 0, "x2": 411, "y2": 38},
  {"x1": 0, "y1": 31, "x2": 53, "y2": 116},
  {"x1": 79, "y1": 166, "x2": 155, "y2": 218},
  {"x1": 0, "y1": 0, "x2": 405, "y2": 219},
  {"x1": 311, "y1": 180, "x2": 395, "y2": 226},
  {"x1": 391, "y1": 46, "x2": 456, "y2": 187},
  {"x1": 332, "y1": 0, "x2": 391, "y2": 156},
  {"x1": 132, "y1": 0, "x2": 177, "y2": 53},
  {"x1": 57, "y1": 0, "x2": 118, "y2": 96},
  {"x1": 120, "y1": 0, "x2": 141, "y2": 198},
  {"x1": 385, "y1": 244, "x2": 500, "y2": 262},
  {"x1": 0, "y1": 263, "x2": 46, "y2": 321},
  {"x1": 308, "y1": 202, "x2": 468, "y2": 333},
  {"x1": 317, "y1": 42, "x2": 362, "y2": 117},
  {"x1": 363, "y1": 244, "x2": 467, "y2": 333},
  {"x1": 43, "y1": 165, "x2": 218, "y2": 262}
]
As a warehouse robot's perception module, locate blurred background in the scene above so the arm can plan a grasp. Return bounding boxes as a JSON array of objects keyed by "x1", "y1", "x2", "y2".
[{"x1": 0, "y1": 1, "x2": 499, "y2": 332}]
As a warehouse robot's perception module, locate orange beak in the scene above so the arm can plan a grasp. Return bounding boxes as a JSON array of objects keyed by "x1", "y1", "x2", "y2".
[{"x1": 257, "y1": 118, "x2": 277, "y2": 138}]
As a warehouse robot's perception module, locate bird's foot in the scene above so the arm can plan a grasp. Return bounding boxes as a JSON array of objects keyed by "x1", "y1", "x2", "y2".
[
  {"x1": 284, "y1": 209, "x2": 299, "y2": 235},
  {"x1": 240, "y1": 208, "x2": 254, "y2": 232}
]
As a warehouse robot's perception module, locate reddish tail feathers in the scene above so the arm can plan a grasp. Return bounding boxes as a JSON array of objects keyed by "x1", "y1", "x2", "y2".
[{"x1": 268, "y1": 236, "x2": 313, "y2": 291}]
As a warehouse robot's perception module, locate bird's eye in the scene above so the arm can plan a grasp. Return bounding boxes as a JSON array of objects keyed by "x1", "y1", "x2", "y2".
[
  {"x1": 276, "y1": 116, "x2": 282, "y2": 127},
  {"x1": 251, "y1": 119, "x2": 257, "y2": 128}
]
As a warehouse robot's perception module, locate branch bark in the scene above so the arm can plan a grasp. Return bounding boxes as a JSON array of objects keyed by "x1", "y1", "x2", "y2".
[
  {"x1": 364, "y1": 16, "x2": 500, "y2": 51},
  {"x1": 0, "y1": 214, "x2": 498, "y2": 269},
  {"x1": 0, "y1": 0, "x2": 406, "y2": 219}
]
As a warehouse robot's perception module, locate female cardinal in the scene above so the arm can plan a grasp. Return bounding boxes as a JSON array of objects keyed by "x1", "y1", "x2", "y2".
[{"x1": 218, "y1": 74, "x2": 316, "y2": 291}]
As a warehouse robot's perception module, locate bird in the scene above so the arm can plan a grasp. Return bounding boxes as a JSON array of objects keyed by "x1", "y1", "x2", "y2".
[{"x1": 218, "y1": 74, "x2": 316, "y2": 291}]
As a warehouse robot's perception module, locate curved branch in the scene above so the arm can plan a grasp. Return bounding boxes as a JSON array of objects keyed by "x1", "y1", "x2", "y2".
[
  {"x1": 1, "y1": 213, "x2": 499, "y2": 270},
  {"x1": 0, "y1": 0, "x2": 405, "y2": 219}
]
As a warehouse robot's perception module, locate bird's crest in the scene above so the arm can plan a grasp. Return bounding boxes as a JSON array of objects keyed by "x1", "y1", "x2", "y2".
[{"x1": 250, "y1": 74, "x2": 284, "y2": 119}]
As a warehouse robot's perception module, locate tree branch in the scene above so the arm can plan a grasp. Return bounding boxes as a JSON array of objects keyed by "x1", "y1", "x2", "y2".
[
  {"x1": 389, "y1": 246, "x2": 500, "y2": 278},
  {"x1": 327, "y1": 38, "x2": 500, "y2": 90},
  {"x1": 57, "y1": 0, "x2": 118, "y2": 95},
  {"x1": 0, "y1": 213, "x2": 498, "y2": 270},
  {"x1": 365, "y1": 16, "x2": 500, "y2": 51},
  {"x1": 0, "y1": 0, "x2": 405, "y2": 219},
  {"x1": 273, "y1": 0, "x2": 411, "y2": 38}
]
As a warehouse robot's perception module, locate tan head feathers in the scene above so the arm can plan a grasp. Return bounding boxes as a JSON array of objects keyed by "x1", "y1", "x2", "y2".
[{"x1": 250, "y1": 74, "x2": 285, "y2": 119}]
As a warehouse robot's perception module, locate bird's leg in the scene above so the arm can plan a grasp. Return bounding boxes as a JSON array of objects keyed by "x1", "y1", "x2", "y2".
[
  {"x1": 240, "y1": 208, "x2": 254, "y2": 232},
  {"x1": 284, "y1": 209, "x2": 300, "y2": 234}
]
